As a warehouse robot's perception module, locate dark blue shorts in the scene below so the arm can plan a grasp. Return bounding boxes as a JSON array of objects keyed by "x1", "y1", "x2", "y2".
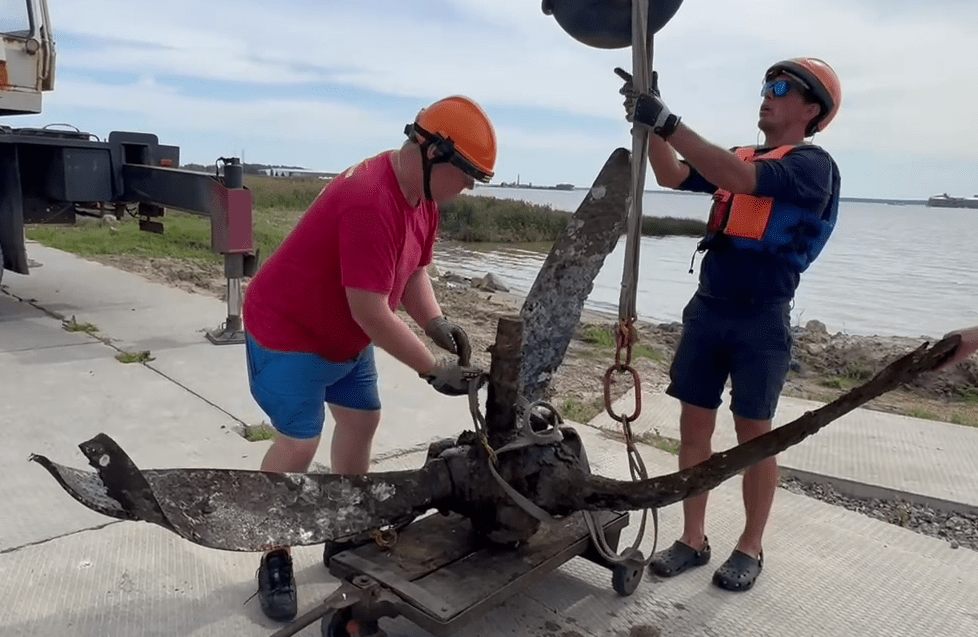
[
  {"x1": 666, "y1": 295, "x2": 792, "y2": 421},
  {"x1": 245, "y1": 333, "x2": 381, "y2": 440}
]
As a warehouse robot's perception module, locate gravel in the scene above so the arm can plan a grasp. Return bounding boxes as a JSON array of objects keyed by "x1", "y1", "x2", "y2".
[{"x1": 780, "y1": 477, "x2": 978, "y2": 552}]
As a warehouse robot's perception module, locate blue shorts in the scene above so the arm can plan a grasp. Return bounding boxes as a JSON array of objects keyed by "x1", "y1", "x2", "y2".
[
  {"x1": 245, "y1": 333, "x2": 381, "y2": 440},
  {"x1": 666, "y1": 295, "x2": 792, "y2": 421}
]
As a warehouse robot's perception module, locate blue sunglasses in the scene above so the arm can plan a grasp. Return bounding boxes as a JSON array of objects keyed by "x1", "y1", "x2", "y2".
[{"x1": 761, "y1": 79, "x2": 804, "y2": 98}]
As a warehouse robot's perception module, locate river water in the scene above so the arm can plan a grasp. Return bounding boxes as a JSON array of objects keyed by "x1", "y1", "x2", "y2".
[{"x1": 432, "y1": 187, "x2": 976, "y2": 339}]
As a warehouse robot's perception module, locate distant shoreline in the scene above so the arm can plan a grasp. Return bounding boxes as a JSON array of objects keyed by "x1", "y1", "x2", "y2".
[{"x1": 476, "y1": 184, "x2": 928, "y2": 207}]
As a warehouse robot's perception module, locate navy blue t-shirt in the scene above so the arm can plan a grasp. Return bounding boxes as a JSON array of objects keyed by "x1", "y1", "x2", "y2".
[{"x1": 679, "y1": 145, "x2": 839, "y2": 304}]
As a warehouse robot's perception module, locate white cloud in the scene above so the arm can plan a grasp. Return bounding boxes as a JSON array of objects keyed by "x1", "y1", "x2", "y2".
[{"x1": 32, "y1": 0, "x2": 978, "y2": 196}]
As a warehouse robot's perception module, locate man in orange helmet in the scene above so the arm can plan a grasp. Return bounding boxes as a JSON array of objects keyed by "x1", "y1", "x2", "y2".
[
  {"x1": 242, "y1": 95, "x2": 497, "y2": 621},
  {"x1": 619, "y1": 58, "x2": 843, "y2": 592}
]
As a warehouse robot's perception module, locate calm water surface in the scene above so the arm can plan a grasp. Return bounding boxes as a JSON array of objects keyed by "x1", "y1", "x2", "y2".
[{"x1": 432, "y1": 187, "x2": 977, "y2": 339}]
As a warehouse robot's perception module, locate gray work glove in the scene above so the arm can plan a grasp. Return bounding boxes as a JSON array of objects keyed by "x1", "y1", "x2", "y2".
[
  {"x1": 421, "y1": 358, "x2": 487, "y2": 397},
  {"x1": 615, "y1": 67, "x2": 681, "y2": 139},
  {"x1": 425, "y1": 316, "x2": 472, "y2": 364}
]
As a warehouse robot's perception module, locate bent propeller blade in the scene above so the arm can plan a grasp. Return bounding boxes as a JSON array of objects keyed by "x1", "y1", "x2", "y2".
[
  {"x1": 566, "y1": 336, "x2": 962, "y2": 512},
  {"x1": 31, "y1": 434, "x2": 451, "y2": 551}
]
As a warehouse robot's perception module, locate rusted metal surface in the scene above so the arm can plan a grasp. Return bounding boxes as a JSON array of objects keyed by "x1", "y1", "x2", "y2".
[
  {"x1": 520, "y1": 148, "x2": 632, "y2": 402},
  {"x1": 32, "y1": 433, "x2": 454, "y2": 552},
  {"x1": 30, "y1": 334, "x2": 959, "y2": 552},
  {"x1": 486, "y1": 316, "x2": 524, "y2": 448}
]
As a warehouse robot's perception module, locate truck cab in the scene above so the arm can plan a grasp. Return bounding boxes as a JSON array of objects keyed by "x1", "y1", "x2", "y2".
[{"x1": 1, "y1": 0, "x2": 56, "y2": 116}]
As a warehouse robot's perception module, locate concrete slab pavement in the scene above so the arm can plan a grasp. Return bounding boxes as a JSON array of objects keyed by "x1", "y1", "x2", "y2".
[
  {"x1": 592, "y1": 388, "x2": 978, "y2": 513},
  {"x1": 3, "y1": 433, "x2": 977, "y2": 637},
  {"x1": 3, "y1": 242, "x2": 977, "y2": 636}
]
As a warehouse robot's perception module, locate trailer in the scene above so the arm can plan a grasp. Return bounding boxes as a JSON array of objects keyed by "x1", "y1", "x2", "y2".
[{"x1": 1, "y1": 0, "x2": 256, "y2": 343}]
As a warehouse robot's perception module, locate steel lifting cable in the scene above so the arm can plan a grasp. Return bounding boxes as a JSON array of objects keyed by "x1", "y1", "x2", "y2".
[{"x1": 584, "y1": 0, "x2": 659, "y2": 567}]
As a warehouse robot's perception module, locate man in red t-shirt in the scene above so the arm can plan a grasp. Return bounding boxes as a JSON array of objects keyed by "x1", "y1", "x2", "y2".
[{"x1": 243, "y1": 95, "x2": 497, "y2": 622}]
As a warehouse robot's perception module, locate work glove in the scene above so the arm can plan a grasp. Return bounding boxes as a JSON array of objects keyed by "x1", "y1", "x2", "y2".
[
  {"x1": 421, "y1": 358, "x2": 487, "y2": 397},
  {"x1": 425, "y1": 316, "x2": 472, "y2": 364},
  {"x1": 615, "y1": 67, "x2": 681, "y2": 139}
]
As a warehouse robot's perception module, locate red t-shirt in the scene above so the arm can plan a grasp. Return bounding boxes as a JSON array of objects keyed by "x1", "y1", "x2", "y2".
[{"x1": 243, "y1": 151, "x2": 439, "y2": 362}]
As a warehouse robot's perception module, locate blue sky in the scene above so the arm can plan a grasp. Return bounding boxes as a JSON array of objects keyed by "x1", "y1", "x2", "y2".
[{"x1": 15, "y1": 0, "x2": 978, "y2": 199}]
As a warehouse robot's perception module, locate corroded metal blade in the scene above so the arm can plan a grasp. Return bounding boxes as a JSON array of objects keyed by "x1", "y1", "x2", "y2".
[
  {"x1": 520, "y1": 147, "x2": 632, "y2": 402},
  {"x1": 563, "y1": 336, "x2": 962, "y2": 512},
  {"x1": 32, "y1": 433, "x2": 453, "y2": 552}
]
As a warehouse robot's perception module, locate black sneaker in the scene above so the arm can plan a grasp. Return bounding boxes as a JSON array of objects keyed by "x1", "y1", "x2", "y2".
[{"x1": 257, "y1": 549, "x2": 297, "y2": 622}]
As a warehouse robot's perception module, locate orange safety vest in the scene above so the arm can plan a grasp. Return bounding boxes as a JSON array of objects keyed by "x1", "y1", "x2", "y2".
[
  {"x1": 701, "y1": 144, "x2": 838, "y2": 273},
  {"x1": 707, "y1": 145, "x2": 795, "y2": 239}
]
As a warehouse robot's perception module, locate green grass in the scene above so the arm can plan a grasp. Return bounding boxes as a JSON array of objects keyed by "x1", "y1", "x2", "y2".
[
  {"x1": 116, "y1": 351, "x2": 154, "y2": 364},
  {"x1": 560, "y1": 397, "x2": 606, "y2": 424},
  {"x1": 640, "y1": 215, "x2": 707, "y2": 238},
  {"x1": 950, "y1": 413, "x2": 978, "y2": 427},
  {"x1": 244, "y1": 175, "x2": 325, "y2": 211},
  {"x1": 439, "y1": 195, "x2": 569, "y2": 243},
  {"x1": 957, "y1": 387, "x2": 978, "y2": 404},
  {"x1": 24, "y1": 177, "x2": 706, "y2": 269},
  {"x1": 63, "y1": 317, "x2": 98, "y2": 334},
  {"x1": 635, "y1": 430, "x2": 681, "y2": 455},
  {"x1": 844, "y1": 365, "x2": 875, "y2": 381},
  {"x1": 818, "y1": 377, "x2": 845, "y2": 389},
  {"x1": 244, "y1": 423, "x2": 276, "y2": 442},
  {"x1": 906, "y1": 408, "x2": 940, "y2": 421},
  {"x1": 580, "y1": 324, "x2": 664, "y2": 362},
  {"x1": 27, "y1": 213, "x2": 224, "y2": 263}
]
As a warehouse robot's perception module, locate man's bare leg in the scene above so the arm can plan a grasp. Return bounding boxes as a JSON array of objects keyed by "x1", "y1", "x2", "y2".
[
  {"x1": 677, "y1": 401, "x2": 718, "y2": 550},
  {"x1": 732, "y1": 415, "x2": 776, "y2": 559},
  {"x1": 329, "y1": 405, "x2": 381, "y2": 474}
]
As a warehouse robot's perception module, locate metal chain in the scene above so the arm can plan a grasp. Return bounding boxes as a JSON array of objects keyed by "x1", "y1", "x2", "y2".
[{"x1": 587, "y1": 0, "x2": 658, "y2": 568}]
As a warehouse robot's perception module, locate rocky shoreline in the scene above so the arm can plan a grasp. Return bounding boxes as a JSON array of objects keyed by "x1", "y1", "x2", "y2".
[{"x1": 427, "y1": 268, "x2": 977, "y2": 423}]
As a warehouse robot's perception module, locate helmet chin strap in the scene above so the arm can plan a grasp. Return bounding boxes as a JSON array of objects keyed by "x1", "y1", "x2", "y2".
[
  {"x1": 419, "y1": 140, "x2": 437, "y2": 202},
  {"x1": 408, "y1": 124, "x2": 454, "y2": 202}
]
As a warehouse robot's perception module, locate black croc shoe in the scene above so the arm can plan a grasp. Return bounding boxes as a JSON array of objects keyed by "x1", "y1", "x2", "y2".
[
  {"x1": 713, "y1": 550, "x2": 763, "y2": 592},
  {"x1": 257, "y1": 549, "x2": 297, "y2": 622},
  {"x1": 649, "y1": 537, "x2": 712, "y2": 577}
]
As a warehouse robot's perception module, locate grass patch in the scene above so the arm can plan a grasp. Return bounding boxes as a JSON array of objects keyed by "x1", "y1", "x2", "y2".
[
  {"x1": 582, "y1": 324, "x2": 616, "y2": 348},
  {"x1": 818, "y1": 377, "x2": 845, "y2": 389},
  {"x1": 580, "y1": 324, "x2": 665, "y2": 362},
  {"x1": 27, "y1": 213, "x2": 221, "y2": 263},
  {"x1": 640, "y1": 215, "x2": 706, "y2": 238},
  {"x1": 63, "y1": 317, "x2": 98, "y2": 334},
  {"x1": 957, "y1": 387, "x2": 978, "y2": 404},
  {"x1": 245, "y1": 175, "x2": 325, "y2": 211},
  {"x1": 24, "y1": 178, "x2": 707, "y2": 272},
  {"x1": 560, "y1": 397, "x2": 606, "y2": 424},
  {"x1": 905, "y1": 408, "x2": 940, "y2": 422},
  {"x1": 244, "y1": 422, "x2": 276, "y2": 442},
  {"x1": 950, "y1": 413, "x2": 978, "y2": 427},
  {"x1": 116, "y1": 351, "x2": 154, "y2": 364},
  {"x1": 816, "y1": 366, "x2": 874, "y2": 392},
  {"x1": 440, "y1": 195, "x2": 568, "y2": 243},
  {"x1": 635, "y1": 430, "x2": 681, "y2": 455},
  {"x1": 844, "y1": 365, "x2": 875, "y2": 381}
]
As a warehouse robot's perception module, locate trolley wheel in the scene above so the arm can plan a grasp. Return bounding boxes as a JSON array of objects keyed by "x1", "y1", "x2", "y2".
[
  {"x1": 612, "y1": 561, "x2": 643, "y2": 596},
  {"x1": 322, "y1": 607, "x2": 386, "y2": 637}
]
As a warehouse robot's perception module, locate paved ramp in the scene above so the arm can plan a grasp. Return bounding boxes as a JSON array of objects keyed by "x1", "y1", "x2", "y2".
[{"x1": 2, "y1": 243, "x2": 977, "y2": 636}]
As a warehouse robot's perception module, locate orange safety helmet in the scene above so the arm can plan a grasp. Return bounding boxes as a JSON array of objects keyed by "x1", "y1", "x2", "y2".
[
  {"x1": 405, "y1": 95, "x2": 497, "y2": 199},
  {"x1": 765, "y1": 58, "x2": 842, "y2": 136}
]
